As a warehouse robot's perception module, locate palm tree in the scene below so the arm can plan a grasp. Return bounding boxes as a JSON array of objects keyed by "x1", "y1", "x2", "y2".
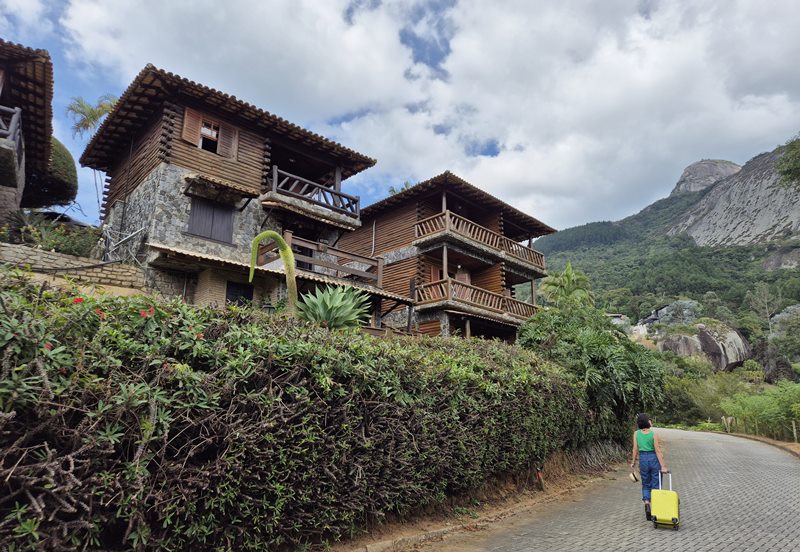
[
  {"x1": 65, "y1": 95, "x2": 118, "y2": 213},
  {"x1": 539, "y1": 260, "x2": 595, "y2": 307},
  {"x1": 66, "y1": 94, "x2": 118, "y2": 138}
]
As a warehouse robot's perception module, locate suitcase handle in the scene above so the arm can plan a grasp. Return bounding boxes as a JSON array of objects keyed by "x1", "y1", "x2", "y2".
[{"x1": 658, "y1": 471, "x2": 672, "y2": 490}]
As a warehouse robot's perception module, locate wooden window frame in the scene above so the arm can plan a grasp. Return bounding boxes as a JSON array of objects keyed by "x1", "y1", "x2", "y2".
[{"x1": 182, "y1": 107, "x2": 239, "y2": 160}]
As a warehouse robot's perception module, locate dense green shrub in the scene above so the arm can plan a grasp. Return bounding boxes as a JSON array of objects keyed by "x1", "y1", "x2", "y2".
[
  {"x1": 517, "y1": 302, "x2": 665, "y2": 422},
  {"x1": 0, "y1": 271, "x2": 622, "y2": 551},
  {"x1": 21, "y1": 138, "x2": 79, "y2": 208},
  {"x1": 721, "y1": 381, "x2": 800, "y2": 440}
]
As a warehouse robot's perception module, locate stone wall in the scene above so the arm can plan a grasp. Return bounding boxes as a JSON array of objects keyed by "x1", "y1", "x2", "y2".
[{"x1": 0, "y1": 242, "x2": 146, "y2": 289}]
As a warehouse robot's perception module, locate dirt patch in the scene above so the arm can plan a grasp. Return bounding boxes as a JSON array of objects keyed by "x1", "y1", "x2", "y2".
[{"x1": 331, "y1": 443, "x2": 626, "y2": 552}]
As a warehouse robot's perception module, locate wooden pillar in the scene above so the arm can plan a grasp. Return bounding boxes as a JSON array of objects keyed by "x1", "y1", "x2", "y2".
[
  {"x1": 334, "y1": 166, "x2": 342, "y2": 192},
  {"x1": 465, "y1": 318, "x2": 471, "y2": 338},
  {"x1": 528, "y1": 235, "x2": 533, "y2": 248},
  {"x1": 441, "y1": 189, "x2": 447, "y2": 212},
  {"x1": 442, "y1": 244, "x2": 448, "y2": 280},
  {"x1": 376, "y1": 256, "x2": 384, "y2": 288},
  {"x1": 531, "y1": 279, "x2": 536, "y2": 306},
  {"x1": 272, "y1": 164, "x2": 278, "y2": 192},
  {"x1": 406, "y1": 280, "x2": 416, "y2": 332}
]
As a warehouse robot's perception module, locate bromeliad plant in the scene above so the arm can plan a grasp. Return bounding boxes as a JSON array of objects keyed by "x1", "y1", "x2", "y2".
[
  {"x1": 249, "y1": 230, "x2": 297, "y2": 315},
  {"x1": 297, "y1": 286, "x2": 371, "y2": 329}
]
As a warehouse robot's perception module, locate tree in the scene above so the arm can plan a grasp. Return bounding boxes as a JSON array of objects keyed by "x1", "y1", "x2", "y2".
[
  {"x1": 65, "y1": 95, "x2": 117, "y2": 138},
  {"x1": 21, "y1": 138, "x2": 78, "y2": 208},
  {"x1": 388, "y1": 181, "x2": 412, "y2": 195},
  {"x1": 249, "y1": 231, "x2": 298, "y2": 315},
  {"x1": 539, "y1": 260, "x2": 595, "y2": 307},
  {"x1": 746, "y1": 282, "x2": 781, "y2": 336},
  {"x1": 65, "y1": 95, "x2": 118, "y2": 212},
  {"x1": 776, "y1": 134, "x2": 800, "y2": 189}
]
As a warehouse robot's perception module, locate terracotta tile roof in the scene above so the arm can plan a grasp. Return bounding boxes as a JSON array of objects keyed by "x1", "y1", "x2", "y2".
[
  {"x1": 0, "y1": 38, "x2": 53, "y2": 178},
  {"x1": 183, "y1": 173, "x2": 259, "y2": 197},
  {"x1": 81, "y1": 64, "x2": 376, "y2": 176},
  {"x1": 147, "y1": 243, "x2": 411, "y2": 303},
  {"x1": 362, "y1": 171, "x2": 556, "y2": 240}
]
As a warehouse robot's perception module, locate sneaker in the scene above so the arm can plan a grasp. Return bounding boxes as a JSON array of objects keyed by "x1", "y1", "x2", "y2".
[{"x1": 645, "y1": 504, "x2": 652, "y2": 521}]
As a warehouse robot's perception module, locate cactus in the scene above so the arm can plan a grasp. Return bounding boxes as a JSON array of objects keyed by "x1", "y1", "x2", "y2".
[{"x1": 249, "y1": 231, "x2": 297, "y2": 315}]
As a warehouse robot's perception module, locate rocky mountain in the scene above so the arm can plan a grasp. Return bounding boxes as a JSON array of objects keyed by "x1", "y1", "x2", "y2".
[
  {"x1": 667, "y1": 148, "x2": 800, "y2": 246},
  {"x1": 670, "y1": 159, "x2": 741, "y2": 195}
]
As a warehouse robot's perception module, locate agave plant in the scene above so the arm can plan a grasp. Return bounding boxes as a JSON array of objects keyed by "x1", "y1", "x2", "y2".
[
  {"x1": 297, "y1": 286, "x2": 371, "y2": 329},
  {"x1": 249, "y1": 231, "x2": 297, "y2": 315}
]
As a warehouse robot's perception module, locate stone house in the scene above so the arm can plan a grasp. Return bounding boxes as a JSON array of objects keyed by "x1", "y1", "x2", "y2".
[{"x1": 81, "y1": 65, "x2": 409, "y2": 318}]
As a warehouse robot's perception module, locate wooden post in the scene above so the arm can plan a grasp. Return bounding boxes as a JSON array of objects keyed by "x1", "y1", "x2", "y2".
[
  {"x1": 334, "y1": 166, "x2": 342, "y2": 192},
  {"x1": 406, "y1": 279, "x2": 416, "y2": 332},
  {"x1": 283, "y1": 229, "x2": 293, "y2": 249},
  {"x1": 376, "y1": 256, "x2": 384, "y2": 288},
  {"x1": 465, "y1": 318, "x2": 471, "y2": 338},
  {"x1": 792, "y1": 420, "x2": 798, "y2": 444},
  {"x1": 441, "y1": 190, "x2": 447, "y2": 212},
  {"x1": 272, "y1": 164, "x2": 278, "y2": 192},
  {"x1": 442, "y1": 244, "x2": 448, "y2": 280},
  {"x1": 530, "y1": 279, "x2": 536, "y2": 306},
  {"x1": 528, "y1": 235, "x2": 533, "y2": 248}
]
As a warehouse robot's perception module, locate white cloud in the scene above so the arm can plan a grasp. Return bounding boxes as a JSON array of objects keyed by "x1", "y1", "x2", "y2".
[
  {"x1": 0, "y1": 0, "x2": 53, "y2": 38},
  {"x1": 59, "y1": 0, "x2": 800, "y2": 229}
]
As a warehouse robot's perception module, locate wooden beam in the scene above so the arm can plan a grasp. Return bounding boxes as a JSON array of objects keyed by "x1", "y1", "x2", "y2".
[
  {"x1": 441, "y1": 189, "x2": 447, "y2": 212},
  {"x1": 334, "y1": 166, "x2": 342, "y2": 192},
  {"x1": 442, "y1": 244, "x2": 448, "y2": 278},
  {"x1": 531, "y1": 280, "x2": 536, "y2": 306}
]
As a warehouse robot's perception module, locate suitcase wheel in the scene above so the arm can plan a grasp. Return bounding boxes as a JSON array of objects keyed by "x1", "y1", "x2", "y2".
[{"x1": 672, "y1": 518, "x2": 678, "y2": 524}]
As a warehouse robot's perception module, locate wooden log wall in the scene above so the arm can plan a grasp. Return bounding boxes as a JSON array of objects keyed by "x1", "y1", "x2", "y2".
[
  {"x1": 380, "y1": 257, "x2": 420, "y2": 299},
  {"x1": 418, "y1": 194, "x2": 440, "y2": 220},
  {"x1": 102, "y1": 109, "x2": 166, "y2": 216},
  {"x1": 170, "y1": 104, "x2": 263, "y2": 195},
  {"x1": 471, "y1": 263, "x2": 506, "y2": 295},
  {"x1": 473, "y1": 209, "x2": 502, "y2": 234},
  {"x1": 418, "y1": 319, "x2": 441, "y2": 337},
  {"x1": 337, "y1": 200, "x2": 419, "y2": 257}
]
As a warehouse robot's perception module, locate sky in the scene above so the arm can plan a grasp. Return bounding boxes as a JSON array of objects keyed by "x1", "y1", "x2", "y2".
[{"x1": 2, "y1": 0, "x2": 799, "y2": 230}]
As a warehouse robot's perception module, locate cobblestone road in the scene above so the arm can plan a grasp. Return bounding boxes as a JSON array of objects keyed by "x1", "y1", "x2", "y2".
[{"x1": 417, "y1": 429, "x2": 800, "y2": 552}]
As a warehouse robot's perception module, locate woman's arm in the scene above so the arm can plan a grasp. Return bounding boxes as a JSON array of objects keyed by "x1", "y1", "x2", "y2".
[
  {"x1": 654, "y1": 432, "x2": 668, "y2": 472},
  {"x1": 630, "y1": 431, "x2": 639, "y2": 467}
]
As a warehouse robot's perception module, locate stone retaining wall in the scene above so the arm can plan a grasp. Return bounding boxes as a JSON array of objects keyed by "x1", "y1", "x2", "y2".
[{"x1": 0, "y1": 242, "x2": 147, "y2": 290}]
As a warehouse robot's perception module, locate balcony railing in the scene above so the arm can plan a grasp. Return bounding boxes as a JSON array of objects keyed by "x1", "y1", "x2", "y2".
[
  {"x1": 270, "y1": 165, "x2": 360, "y2": 218},
  {"x1": 0, "y1": 105, "x2": 23, "y2": 170},
  {"x1": 415, "y1": 211, "x2": 546, "y2": 271},
  {"x1": 257, "y1": 230, "x2": 383, "y2": 287},
  {"x1": 416, "y1": 278, "x2": 537, "y2": 320}
]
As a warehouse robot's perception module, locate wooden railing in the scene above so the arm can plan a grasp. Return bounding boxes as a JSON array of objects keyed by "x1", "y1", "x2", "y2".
[
  {"x1": 257, "y1": 230, "x2": 383, "y2": 287},
  {"x1": 415, "y1": 211, "x2": 546, "y2": 271},
  {"x1": 416, "y1": 278, "x2": 537, "y2": 320},
  {"x1": 270, "y1": 165, "x2": 360, "y2": 218},
  {"x1": 0, "y1": 105, "x2": 23, "y2": 169}
]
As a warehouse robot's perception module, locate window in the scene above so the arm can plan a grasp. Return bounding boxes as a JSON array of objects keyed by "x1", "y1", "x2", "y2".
[
  {"x1": 182, "y1": 107, "x2": 238, "y2": 159},
  {"x1": 187, "y1": 197, "x2": 234, "y2": 243},
  {"x1": 226, "y1": 281, "x2": 253, "y2": 305},
  {"x1": 200, "y1": 120, "x2": 220, "y2": 153}
]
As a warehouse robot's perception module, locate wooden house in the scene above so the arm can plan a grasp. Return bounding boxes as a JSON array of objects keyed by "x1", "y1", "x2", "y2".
[
  {"x1": 81, "y1": 65, "x2": 409, "y2": 315},
  {"x1": 338, "y1": 172, "x2": 555, "y2": 339},
  {"x1": 0, "y1": 39, "x2": 54, "y2": 221}
]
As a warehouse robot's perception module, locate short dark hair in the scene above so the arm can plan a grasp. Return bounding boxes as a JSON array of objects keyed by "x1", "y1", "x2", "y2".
[{"x1": 636, "y1": 413, "x2": 651, "y2": 430}]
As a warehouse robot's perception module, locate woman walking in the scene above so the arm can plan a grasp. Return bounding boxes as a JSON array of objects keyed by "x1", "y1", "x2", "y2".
[{"x1": 630, "y1": 413, "x2": 668, "y2": 520}]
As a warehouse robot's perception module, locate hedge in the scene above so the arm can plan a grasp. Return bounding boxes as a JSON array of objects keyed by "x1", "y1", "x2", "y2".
[{"x1": 1, "y1": 271, "x2": 623, "y2": 550}]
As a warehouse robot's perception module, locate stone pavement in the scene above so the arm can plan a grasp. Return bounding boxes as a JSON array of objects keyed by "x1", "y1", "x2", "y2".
[{"x1": 416, "y1": 429, "x2": 800, "y2": 551}]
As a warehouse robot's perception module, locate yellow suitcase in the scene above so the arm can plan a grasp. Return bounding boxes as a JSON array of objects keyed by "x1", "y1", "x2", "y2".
[{"x1": 651, "y1": 472, "x2": 679, "y2": 530}]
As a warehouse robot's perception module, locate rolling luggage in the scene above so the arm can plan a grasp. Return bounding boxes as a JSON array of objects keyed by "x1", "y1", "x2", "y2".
[{"x1": 650, "y1": 472, "x2": 679, "y2": 530}]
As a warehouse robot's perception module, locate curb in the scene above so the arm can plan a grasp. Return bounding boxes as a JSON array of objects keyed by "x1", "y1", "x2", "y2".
[{"x1": 722, "y1": 432, "x2": 800, "y2": 461}]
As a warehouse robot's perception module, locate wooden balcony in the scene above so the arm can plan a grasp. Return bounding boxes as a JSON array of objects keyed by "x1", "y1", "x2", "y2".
[
  {"x1": 0, "y1": 105, "x2": 23, "y2": 186},
  {"x1": 257, "y1": 230, "x2": 383, "y2": 287},
  {"x1": 416, "y1": 278, "x2": 537, "y2": 321},
  {"x1": 269, "y1": 165, "x2": 360, "y2": 218},
  {"x1": 414, "y1": 211, "x2": 546, "y2": 273}
]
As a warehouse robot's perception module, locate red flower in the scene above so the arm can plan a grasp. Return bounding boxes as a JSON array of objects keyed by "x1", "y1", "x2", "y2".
[
  {"x1": 58, "y1": 367, "x2": 68, "y2": 375},
  {"x1": 44, "y1": 343, "x2": 53, "y2": 351},
  {"x1": 73, "y1": 297, "x2": 84, "y2": 304},
  {"x1": 148, "y1": 307, "x2": 155, "y2": 316},
  {"x1": 139, "y1": 309, "x2": 149, "y2": 317},
  {"x1": 196, "y1": 332, "x2": 204, "y2": 340},
  {"x1": 95, "y1": 308, "x2": 107, "y2": 320}
]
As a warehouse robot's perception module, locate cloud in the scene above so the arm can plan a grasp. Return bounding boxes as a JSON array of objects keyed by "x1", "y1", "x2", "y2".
[
  {"x1": 0, "y1": 0, "x2": 54, "y2": 38},
  {"x1": 59, "y1": 0, "x2": 800, "y2": 229}
]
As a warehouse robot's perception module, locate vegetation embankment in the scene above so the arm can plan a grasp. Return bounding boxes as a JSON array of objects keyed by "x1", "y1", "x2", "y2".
[{"x1": 0, "y1": 271, "x2": 657, "y2": 551}]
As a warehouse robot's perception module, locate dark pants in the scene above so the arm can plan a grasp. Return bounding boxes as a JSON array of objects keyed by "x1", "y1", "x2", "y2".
[{"x1": 639, "y1": 451, "x2": 661, "y2": 502}]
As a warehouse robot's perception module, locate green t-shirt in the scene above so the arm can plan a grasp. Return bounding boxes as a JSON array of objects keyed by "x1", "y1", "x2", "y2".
[{"x1": 636, "y1": 429, "x2": 655, "y2": 452}]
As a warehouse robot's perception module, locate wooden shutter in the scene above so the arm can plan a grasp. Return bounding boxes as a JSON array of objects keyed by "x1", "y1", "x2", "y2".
[
  {"x1": 211, "y1": 203, "x2": 234, "y2": 243},
  {"x1": 182, "y1": 107, "x2": 202, "y2": 145},
  {"x1": 188, "y1": 197, "x2": 215, "y2": 238},
  {"x1": 217, "y1": 124, "x2": 239, "y2": 159}
]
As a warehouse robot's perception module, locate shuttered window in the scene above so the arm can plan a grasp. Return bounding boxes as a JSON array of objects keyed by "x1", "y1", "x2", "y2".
[
  {"x1": 187, "y1": 197, "x2": 234, "y2": 243},
  {"x1": 182, "y1": 107, "x2": 238, "y2": 160},
  {"x1": 226, "y1": 281, "x2": 254, "y2": 305}
]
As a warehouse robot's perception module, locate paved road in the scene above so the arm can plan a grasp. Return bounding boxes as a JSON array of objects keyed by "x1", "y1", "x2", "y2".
[{"x1": 416, "y1": 430, "x2": 800, "y2": 551}]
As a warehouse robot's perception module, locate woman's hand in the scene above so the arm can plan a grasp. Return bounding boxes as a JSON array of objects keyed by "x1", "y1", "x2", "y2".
[{"x1": 660, "y1": 466, "x2": 669, "y2": 473}]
